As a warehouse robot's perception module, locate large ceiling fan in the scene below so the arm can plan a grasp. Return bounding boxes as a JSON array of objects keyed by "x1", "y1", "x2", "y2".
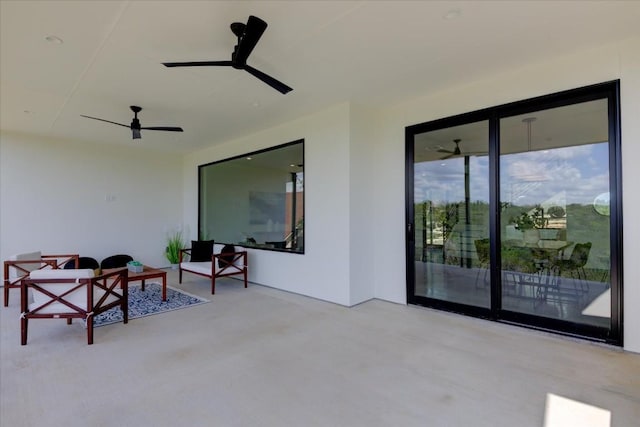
[
  {"x1": 80, "y1": 106, "x2": 183, "y2": 140},
  {"x1": 438, "y1": 138, "x2": 485, "y2": 159},
  {"x1": 162, "y1": 15, "x2": 293, "y2": 95}
]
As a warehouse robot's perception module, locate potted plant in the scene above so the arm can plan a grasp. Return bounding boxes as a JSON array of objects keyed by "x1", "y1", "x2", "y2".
[{"x1": 165, "y1": 230, "x2": 184, "y2": 269}]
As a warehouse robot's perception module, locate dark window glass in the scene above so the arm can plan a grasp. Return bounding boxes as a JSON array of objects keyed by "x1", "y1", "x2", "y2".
[{"x1": 199, "y1": 140, "x2": 304, "y2": 253}]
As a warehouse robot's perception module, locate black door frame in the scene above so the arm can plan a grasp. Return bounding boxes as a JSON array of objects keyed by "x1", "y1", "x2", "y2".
[{"x1": 405, "y1": 80, "x2": 622, "y2": 346}]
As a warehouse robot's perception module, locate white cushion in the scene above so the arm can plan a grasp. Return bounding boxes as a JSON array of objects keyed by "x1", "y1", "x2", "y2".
[
  {"x1": 181, "y1": 261, "x2": 213, "y2": 276},
  {"x1": 8, "y1": 251, "x2": 42, "y2": 280},
  {"x1": 27, "y1": 269, "x2": 118, "y2": 314}
]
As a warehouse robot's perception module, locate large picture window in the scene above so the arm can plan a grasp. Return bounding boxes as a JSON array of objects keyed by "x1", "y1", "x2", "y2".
[
  {"x1": 199, "y1": 140, "x2": 304, "y2": 253},
  {"x1": 406, "y1": 81, "x2": 622, "y2": 345}
]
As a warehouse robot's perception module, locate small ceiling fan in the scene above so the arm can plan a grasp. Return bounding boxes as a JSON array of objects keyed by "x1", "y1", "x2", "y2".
[
  {"x1": 437, "y1": 138, "x2": 485, "y2": 159},
  {"x1": 162, "y1": 15, "x2": 293, "y2": 94},
  {"x1": 81, "y1": 106, "x2": 183, "y2": 140}
]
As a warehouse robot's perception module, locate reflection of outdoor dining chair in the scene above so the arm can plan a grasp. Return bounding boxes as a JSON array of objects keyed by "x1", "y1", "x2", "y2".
[
  {"x1": 552, "y1": 242, "x2": 592, "y2": 294},
  {"x1": 474, "y1": 238, "x2": 490, "y2": 288},
  {"x1": 501, "y1": 245, "x2": 538, "y2": 296}
]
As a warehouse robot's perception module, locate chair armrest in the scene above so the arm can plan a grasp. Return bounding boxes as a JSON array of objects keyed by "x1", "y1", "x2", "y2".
[{"x1": 179, "y1": 248, "x2": 192, "y2": 263}]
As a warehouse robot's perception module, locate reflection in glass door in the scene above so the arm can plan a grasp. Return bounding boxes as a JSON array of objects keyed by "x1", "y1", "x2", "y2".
[
  {"x1": 412, "y1": 122, "x2": 490, "y2": 309},
  {"x1": 499, "y1": 101, "x2": 612, "y2": 329},
  {"x1": 406, "y1": 81, "x2": 621, "y2": 344}
]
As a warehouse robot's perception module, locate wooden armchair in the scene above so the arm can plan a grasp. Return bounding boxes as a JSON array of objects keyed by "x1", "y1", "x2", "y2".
[
  {"x1": 179, "y1": 244, "x2": 248, "y2": 294},
  {"x1": 3, "y1": 251, "x2": 79, "y2": 306},
  {"x1": 21, "y1": 268, "x2": 128, "y2": 345}
]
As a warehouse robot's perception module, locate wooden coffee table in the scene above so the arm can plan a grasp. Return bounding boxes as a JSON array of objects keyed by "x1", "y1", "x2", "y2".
[{"x1": 104, "y1": 266, "x2": 167, "y2": 301}]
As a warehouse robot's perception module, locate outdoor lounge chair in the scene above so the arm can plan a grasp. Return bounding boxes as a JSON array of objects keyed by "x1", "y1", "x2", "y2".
[
  {"x1": 179, "y1": 243, "x2": 247, "y2": 294},
  {"x1": 3, "y1": 252, "x2": 78, "y2": 307},
  {"x1": 21, "y1": 268, "x2": 128, "y2": 345}
]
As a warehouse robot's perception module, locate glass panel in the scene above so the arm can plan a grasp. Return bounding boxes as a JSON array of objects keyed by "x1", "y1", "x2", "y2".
[
  {"x1": 413, "y1": 122, "x2": 490, "y2": 307},
  {"x1": 499, "y1": 100, "x2": 610, "y2": 328},
  {"x1": 199, "y1": 141, "x2": 304, "y2": 253}
]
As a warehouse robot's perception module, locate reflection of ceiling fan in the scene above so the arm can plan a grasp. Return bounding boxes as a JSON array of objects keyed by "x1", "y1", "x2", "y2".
[
  {"x1": 162, "y1": 15, "x2": 293, "y2": 94},
  {"x1": 437, "y1": 138, "x2": 485, "y2": 160},
  {"x1": 81, "y1": 106, "x2": 183, "y2": 140}
]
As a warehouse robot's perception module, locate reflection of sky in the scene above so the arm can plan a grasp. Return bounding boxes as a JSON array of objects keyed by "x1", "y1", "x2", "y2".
[{"x1": 414, "y1": 143, "x2": 609, "y2": 206}]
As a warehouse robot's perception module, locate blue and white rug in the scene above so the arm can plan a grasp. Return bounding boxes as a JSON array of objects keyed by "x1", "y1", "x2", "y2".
[{"x1": 94, "y1": 282, "x2": 209, "y2": 327}]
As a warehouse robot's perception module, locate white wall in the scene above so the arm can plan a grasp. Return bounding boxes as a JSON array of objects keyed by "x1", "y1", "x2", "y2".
[
  {"x1": 348, "y1": 104, "x2": 378, "y2": 305},
  {"x1": 619, "y1": 38, "x2": 640, "y2": 353},
  {"x1": 0, "y1": 132, "x2": 183, "y2": 276},
  {"x1": 184, "y1": 103, "x2": 353, "y2": 305},
  {"x1": 371, "y1": 37, "x2": 640, "y2": 353}
]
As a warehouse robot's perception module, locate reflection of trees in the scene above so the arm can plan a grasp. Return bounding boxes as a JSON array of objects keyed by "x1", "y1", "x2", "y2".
[
  {"x1": 415, "y1": 200, "x2": 490, "y2": 246},
  {"x1": 548, "y1": 205, "x2": 566, "y2": 218},
  {"x1": 416, "y1": 200, "x2": 609, "y2": 278}
]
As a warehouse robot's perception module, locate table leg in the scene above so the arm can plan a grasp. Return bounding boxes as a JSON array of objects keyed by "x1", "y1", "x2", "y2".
[
  {"x1": 141, "y1": 279, "x2": 146, "y2": 291},
  {"x1": 162, "y1": 273, "x2": 167, "y2": 301}
]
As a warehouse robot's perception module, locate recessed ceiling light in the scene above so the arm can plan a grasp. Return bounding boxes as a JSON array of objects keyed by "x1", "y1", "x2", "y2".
[
  {"x1": 45, "y1": 35, "x2": 63, "y2": 44},
  {"x1": 246, "y1": 157, "x2": 252, "y2": 160},
  {"x1": 252, "y1": 101, "x2": 261, "y2": 108},
  {"x1": 23, "y1": 110, "x2": 34, "y2": 114},
  {"x1": 290, "y1": 164, "x2": 296, "y2": 167},
  {"x1": 443, "y1": 9, "x2": 462, "y2": 20}
]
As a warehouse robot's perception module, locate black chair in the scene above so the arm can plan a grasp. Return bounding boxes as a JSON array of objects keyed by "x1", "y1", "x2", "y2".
[
  {"x1": 63, "y1": 256, "x2": 100, "y2": 271},
  {"x1": 101, "y1": 254, "x2": 133, "y2": 270}
]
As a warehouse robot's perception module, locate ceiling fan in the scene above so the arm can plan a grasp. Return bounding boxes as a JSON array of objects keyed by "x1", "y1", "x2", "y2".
[
  {"x1": 80, "y1": 106, "x2": 183, "y2": 140},
  {"x1": 437, "y1": 138, "x2": 485, "y2": 159},
  {"x1": 162, "y1": 15, "x2": 293, "y2": 95}
]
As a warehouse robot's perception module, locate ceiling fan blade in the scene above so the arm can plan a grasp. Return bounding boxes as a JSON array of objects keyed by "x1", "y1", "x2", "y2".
[
  {"x1": 437, "y1": 149, "x2": 453, "y2": 154},
  {"x1": 141, "y1": 126, "x2": 184, "y2": 132},
  {"x1": 80, "y1": 115, "x2": 129, "y2": 128},
  {"x1": 244, "y1": 65, "x2": 293, "y2": 94},
  {"x1": 440, "y1": 153, "x2": 455, "y2": 160},
  {"x1": 235, "y1": 15, "x2": 267, "y2": 65},
  {"x1": 163, "y1": 60, "x2": 233, "y2": 68}
]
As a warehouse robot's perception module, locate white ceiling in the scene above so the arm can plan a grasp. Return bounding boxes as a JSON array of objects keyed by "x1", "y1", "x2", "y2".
[{"x1": 1, "y1": 1, "x2": 639, "y2": 154}]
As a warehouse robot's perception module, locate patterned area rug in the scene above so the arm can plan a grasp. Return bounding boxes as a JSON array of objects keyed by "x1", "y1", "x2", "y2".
[{"x1": 94, "y1": 282, "x2": 209, "y2": 327}]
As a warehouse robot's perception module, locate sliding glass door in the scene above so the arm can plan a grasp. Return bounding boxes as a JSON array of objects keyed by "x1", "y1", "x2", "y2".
[
  {"x1": 499, "y1": 101, "x2": 612, "y2": 329},
  {"x1": 406, "y1": 81, "x2": 621, "y2": 344},
  {"x1": 411, "y1": 121, "x2": 490, "y2": 309}
]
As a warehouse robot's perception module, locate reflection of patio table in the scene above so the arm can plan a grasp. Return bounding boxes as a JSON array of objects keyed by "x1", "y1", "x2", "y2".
[
  {"x1": 535, "y1": 240, "x2": 573, "y2": 251},
  {"x1": 514, "y1": 240, "x2": 574, "y2": 263},
  {"x1": 502, "y1": 240, "x2": 574, "y2": 305}
]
